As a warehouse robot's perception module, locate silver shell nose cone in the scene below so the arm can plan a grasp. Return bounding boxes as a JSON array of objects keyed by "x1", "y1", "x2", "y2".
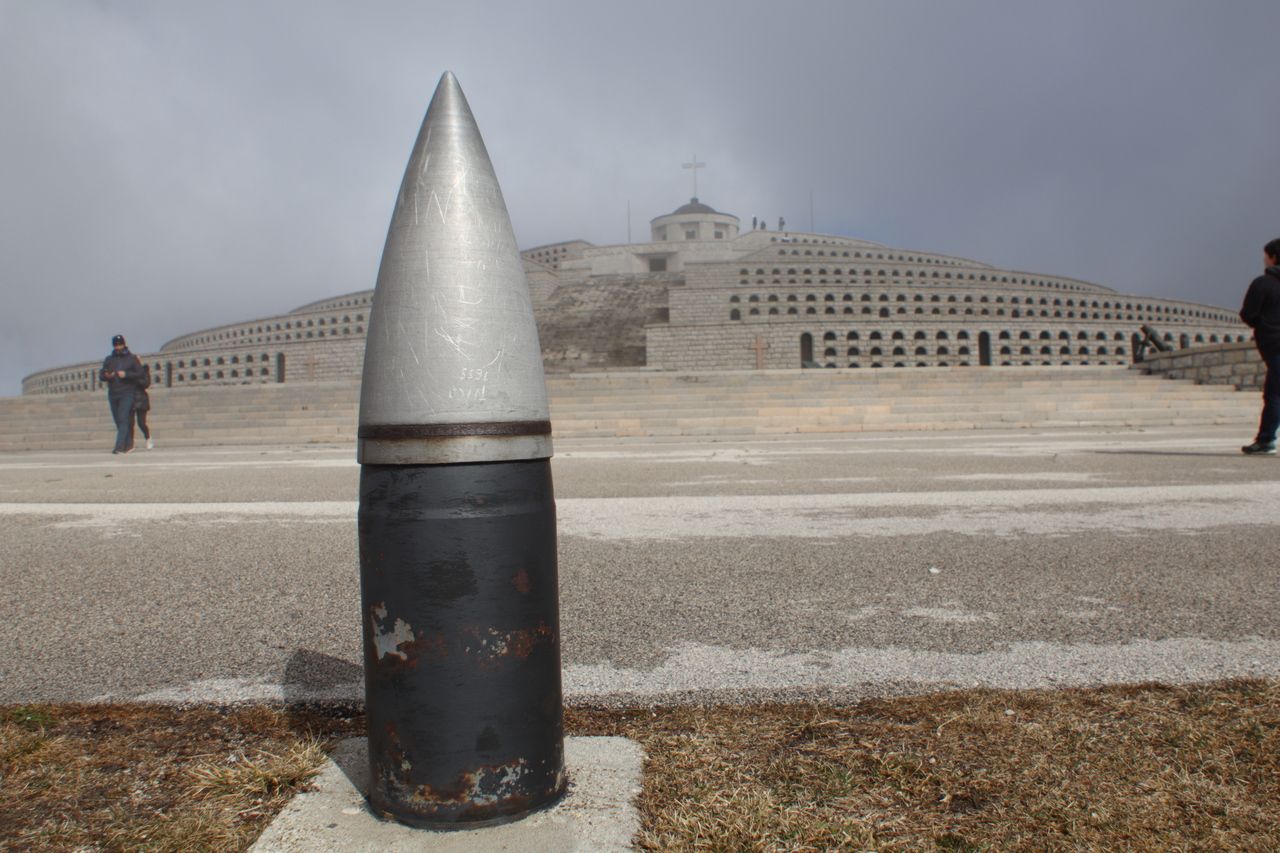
[{"x1": 358, "y1": 72, "x2": 551, "y2": 465}]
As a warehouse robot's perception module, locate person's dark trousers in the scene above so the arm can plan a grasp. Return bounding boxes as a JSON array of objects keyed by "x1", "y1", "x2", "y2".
[
  {"x1": 108, "y1": 390, "x2": 136, "y2": 453},
  {"x1": 135, "y1": 409, "x2": 150, "y2": 440},
  {"x1": 1257, "y1": 350, "x2": 1280, "y2": 446}
]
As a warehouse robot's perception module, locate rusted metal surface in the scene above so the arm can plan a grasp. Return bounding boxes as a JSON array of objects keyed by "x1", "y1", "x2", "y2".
[
  {"x1": 359, "y1": 420, "x2": 552, "y2": 440},
  {"x1": 356, "y1": 70, "x2": 565, "y2": 829},
  {"x1": 378, "y1": 754, "x2": 567, "y2": 826},
  {"x1": 359, "y1": 459, "x2": 565, "y2": 827}
]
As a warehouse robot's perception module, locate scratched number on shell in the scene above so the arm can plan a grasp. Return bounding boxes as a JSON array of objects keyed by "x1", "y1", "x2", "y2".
[{"x1": 450, "y1": 368, "x2": 488, "y2": 402}]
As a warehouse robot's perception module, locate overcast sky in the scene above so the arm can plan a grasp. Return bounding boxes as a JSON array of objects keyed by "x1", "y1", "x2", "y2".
[{"x1": 2, "y1": 0, "x2": 1278, "y2": 395}]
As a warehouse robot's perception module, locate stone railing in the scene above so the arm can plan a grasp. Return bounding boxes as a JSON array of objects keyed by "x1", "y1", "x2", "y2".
[{"x1": 1135, "y1": 341, "x2": 1264, "y2": 390}]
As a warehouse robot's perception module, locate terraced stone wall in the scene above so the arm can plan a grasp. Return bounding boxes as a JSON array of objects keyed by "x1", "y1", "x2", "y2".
[{"x1": 1137, "y1": 342, "x2": 1266, "y2": 390}]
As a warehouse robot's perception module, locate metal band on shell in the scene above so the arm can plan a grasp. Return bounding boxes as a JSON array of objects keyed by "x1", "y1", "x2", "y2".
[{"x1": 358, "y1": 421, "x2": 553, "y2": 465}]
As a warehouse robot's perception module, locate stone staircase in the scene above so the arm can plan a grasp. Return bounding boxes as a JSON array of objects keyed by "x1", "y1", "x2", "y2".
[{"x1": 0, "y1": 366, "x2": 1260, "y2": 452}]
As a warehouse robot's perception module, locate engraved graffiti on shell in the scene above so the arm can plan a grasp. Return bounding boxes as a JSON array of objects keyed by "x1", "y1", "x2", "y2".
[{"x1": 431, "y1": 292, "x2": 481, "y2": 360}]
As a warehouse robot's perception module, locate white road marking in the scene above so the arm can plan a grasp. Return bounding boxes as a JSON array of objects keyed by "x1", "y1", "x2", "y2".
[
  {"x1": 556, "y1": 482, "x2": 1280, "y2": 540},
  {"x1": 0, "y1": 458, "x2": 356, "y2": 471},
  {"x1": 937, "y1": 472, "x2": 1102, "y2": 482},
  {"x1": 902, "y1": 606, "x2": 994, "y2": 623},
  {"x1": 4, "y1": 479, "x2": 1280, "y2": 538},
  {"x1": 113, "y1": 636, "x2": 1280, "y2": 704},
  {"x1": 562, "y1": 636, "x2": 1280, "y2": 699},
  {"x1": 0, "y1": 501, "x2": 353, "y2": 527},
  {"x1": 555, "y1": 433, "x2": 1247, "y2": 461}
]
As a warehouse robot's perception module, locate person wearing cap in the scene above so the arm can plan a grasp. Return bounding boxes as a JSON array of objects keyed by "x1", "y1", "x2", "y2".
[{"x1": 99, "y1": 334, "x2": 146, "y2": 454}]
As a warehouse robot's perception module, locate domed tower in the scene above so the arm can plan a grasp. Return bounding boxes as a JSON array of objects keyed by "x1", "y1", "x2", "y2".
[{"x1": 650, "y1": 198, "x2": 740, "y2": 242}]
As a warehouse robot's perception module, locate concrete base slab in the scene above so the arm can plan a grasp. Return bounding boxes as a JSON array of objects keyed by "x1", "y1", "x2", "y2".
[{"x1": 250, "y1": 736, "x2": 644, "y2": 853}]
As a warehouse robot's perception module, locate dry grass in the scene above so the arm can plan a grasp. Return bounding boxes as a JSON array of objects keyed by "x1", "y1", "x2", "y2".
[
  {"x1": 2, "y1": 680, "x2": 1277, "y2": 851},
  {"x1": 0, "y1": 704, "x2": 349, "y2": 852},
  {"x1": 570, "y1": 679, "x2": 1280, "y2": 852}
]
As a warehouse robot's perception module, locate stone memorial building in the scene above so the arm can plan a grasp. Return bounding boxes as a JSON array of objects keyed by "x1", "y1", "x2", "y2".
[{"x1": 23, "y1": 197, "x2": 1247, "y2": 395}]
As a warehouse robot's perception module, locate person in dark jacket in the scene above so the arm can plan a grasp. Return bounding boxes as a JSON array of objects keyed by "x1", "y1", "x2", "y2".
[
  {"x1": 99, "y1": 334, "x2": 146, "y2": 454},
  {"x1": 134, "y1": 364, "x2": 154, "y2": 450},
  {"x1": 1238, "y1": 238, "x2": 1280, "y2": 454}
]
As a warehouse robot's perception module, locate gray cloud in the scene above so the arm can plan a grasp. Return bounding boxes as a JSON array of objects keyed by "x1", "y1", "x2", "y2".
[{"x1": 2, "y1": 0, "x2": 1277, "y2": 394}]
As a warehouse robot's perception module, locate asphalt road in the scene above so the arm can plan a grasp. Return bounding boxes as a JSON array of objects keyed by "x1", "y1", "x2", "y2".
[{"x1": 2, "y1": 425, "x2": 1277, "y2": 706}]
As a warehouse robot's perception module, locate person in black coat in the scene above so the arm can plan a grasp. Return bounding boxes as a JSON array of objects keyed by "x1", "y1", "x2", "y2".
[
  {"x1": 99, "y1": 334, "x2": 146, "y2": 454},
  {"x1": 1238, "y1": 238, "x2": 1280, "y2": 454},
  {"x1": 134, "y1": 365, "x2": 154, "y2": 450}
]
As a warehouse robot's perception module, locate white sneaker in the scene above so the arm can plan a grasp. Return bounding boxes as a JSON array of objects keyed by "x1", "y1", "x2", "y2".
[{"x1": 146, "y1": 438, "x2": 154, "y2": 450}]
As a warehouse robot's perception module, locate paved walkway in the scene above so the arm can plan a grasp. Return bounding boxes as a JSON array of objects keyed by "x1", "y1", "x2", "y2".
[{"x1": 2, "y1": 425, "x2": 1277, "y2": 706}]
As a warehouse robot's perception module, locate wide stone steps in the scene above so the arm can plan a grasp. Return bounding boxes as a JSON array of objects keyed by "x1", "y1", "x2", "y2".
[{"x1": 0, "y1": 367, "x2": 1259, "y2": 451}]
